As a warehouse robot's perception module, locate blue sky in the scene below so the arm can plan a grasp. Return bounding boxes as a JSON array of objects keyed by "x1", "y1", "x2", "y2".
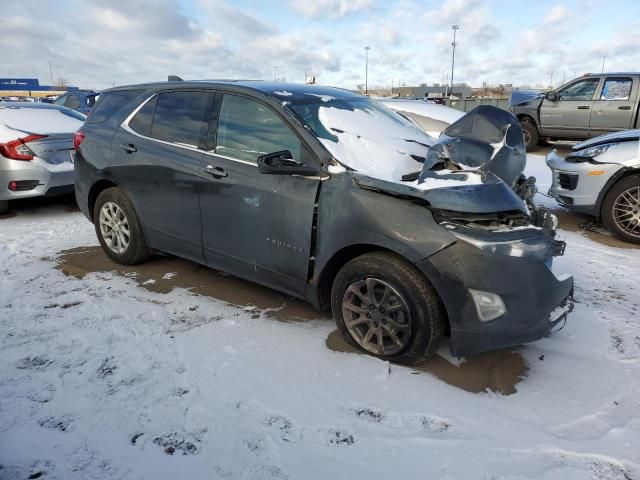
[{"x1": 1, "y1": 0, "x2": 639, "y2": 90}]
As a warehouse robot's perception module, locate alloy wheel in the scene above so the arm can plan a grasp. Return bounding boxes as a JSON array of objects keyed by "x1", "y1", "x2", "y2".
[
  {"x1": 99, "y1": 201, "x2": 131, "y2": 254},
  {"x1": 522, "y1": 129, "x2": 531, "y2": 147},
  {"x1": 342, "y1": 278, "x2": 412, "y2": 356},
  {"x1": 612, "y1": 186, "x2": 640, "y2": 239}
]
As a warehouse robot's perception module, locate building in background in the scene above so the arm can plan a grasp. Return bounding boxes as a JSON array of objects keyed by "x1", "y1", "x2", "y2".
[
  {"x1": 393, "y1": 83, "x2": 472, "y2": 99},
  {"x1": 0, "y1": 78, "x2": 79, "y2": 98}
]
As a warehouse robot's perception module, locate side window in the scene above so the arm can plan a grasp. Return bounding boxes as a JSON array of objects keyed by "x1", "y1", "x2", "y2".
[
  {"x1": 86, "y1": 89, "x2": 144, "y2": 124},
  {"x1": 66, "y1": 95, "x2": 81, "y2": 110},
  {"x1": 557, "y1": 79, "x2": 599, "y2": 101},
  {"x1": 149, "y1": 91, "x2": 210, "y2": 148},
  {"x1": 600, "y1": 78, "x2": 632, "y2": 100},
  {"x1": 53, "y1": 95, "x2": 66, "y2": 106},
  {"x1": 215, "y1": 94, "x2": 301, "y2": 163},
  {"x1": 129, "y1": 95, "x2": 158, "y2": 137}
]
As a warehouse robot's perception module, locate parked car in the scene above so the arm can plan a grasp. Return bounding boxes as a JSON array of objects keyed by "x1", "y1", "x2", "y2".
[
  {"x1": 74, "y1": 80, "x2": 573, "y2": 363},
  {"x1": 53, "y1": 91, "x2": 99, "y2": 114},
  {"x1": 0, "y1": 102, "x2": 86, "y2": 214},
  {"x1": 379, "y1": 98, "x2": 464, "y2": 137},
  {"x1": 511, "y1": 73, "x2": 640, "y2": 151},
  {"x1": 546, "y1": 130, "x2": 640, "y2": 243}
]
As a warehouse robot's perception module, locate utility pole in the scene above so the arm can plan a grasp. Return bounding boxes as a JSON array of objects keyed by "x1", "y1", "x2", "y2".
[
  {"x1": 273, "y1": 67, "x2": 278, "y2": 81},
  {"x1": 365, "y1": 46, "x2": 370, "y2": 95},
  {"x1": 601, "y1": 56, "x2": 606, "y2": 73},
  {"x1": 549, "y1": 70, "x2": 554, "y2": 88},
  {"x1": 450, "y1": 25, "x2": 459, "y2": 98},
  {"x1": 48, "y1": 61, "x2": 54, "y2": 86},
  {"x1": 391, "y1": 78, "x2": 393, "y2": 95}
]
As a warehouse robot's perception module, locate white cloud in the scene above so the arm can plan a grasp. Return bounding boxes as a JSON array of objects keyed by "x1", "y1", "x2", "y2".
[{"x1": 290, "y1": 0, "x2": 375, "y2": 18}]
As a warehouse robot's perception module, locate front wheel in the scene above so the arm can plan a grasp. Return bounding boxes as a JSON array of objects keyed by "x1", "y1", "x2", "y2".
[
  {"x1": 331, "y1": 252, "x2": 445, "y2": 365},
  {"x1": 601, "y1": 175, "x2": 640, "y2": 244},
  {"x1": 93, "y1": 187, "x2": 150, "y2": 264},
  {"x1": 520, "y1": 120, "x2": 540, "y2": 152}
]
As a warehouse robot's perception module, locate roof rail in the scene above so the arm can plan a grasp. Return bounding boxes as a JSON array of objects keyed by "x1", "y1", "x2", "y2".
[{"x1": 168, "y1": 75, "x2": 183, "y2": 82}]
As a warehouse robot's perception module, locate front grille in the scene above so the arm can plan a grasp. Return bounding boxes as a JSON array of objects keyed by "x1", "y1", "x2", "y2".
[{"x1": 558, "y1": 172, "x2": 579, "y2": 190}]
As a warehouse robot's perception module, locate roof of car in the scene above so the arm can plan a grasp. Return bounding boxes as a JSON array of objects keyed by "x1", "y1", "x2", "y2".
[
  {"x1": 0, "y1": 101, "x2": 75, "y2": 111},
  {"x1": 107, "y1": 80, "x2": 362, "y2": 101}
]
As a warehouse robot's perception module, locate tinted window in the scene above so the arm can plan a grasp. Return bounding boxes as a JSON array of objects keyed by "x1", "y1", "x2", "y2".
[
  {"x1": 129, "y1": 96, "x2": 157, "y2": 137},
  {"x1": 53, "y1": 96, "x2": 66, "y2": 106},
  {"x1": 86, "y1": 89, "x2": 144, "y2": 124},
  {"x1": 558, "y1": 79, "x2": 599, "y2": 101},
  {"x1": 150, "y1": 91, "x2": 209, "y2": 148},
  {"x1": 215, "y1": 94, "x2": 301, "y2": 162},
  {"x1": 600, "y1": 78, "x2": 632, "y2": 100},
  {"x1": 66, "y1": 95, "x2": 81, "y2": 109}
]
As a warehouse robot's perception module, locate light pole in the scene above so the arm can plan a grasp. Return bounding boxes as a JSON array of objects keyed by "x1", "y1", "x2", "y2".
[
  {"x1": 450, "y1": 25, "x2": 459, "y2": 97},
  {"x1": 601, "y1": 56, "x2": 606, "y2": 73},
  {"x1": 365, "y1": 46, "x2": 370, "y2": 95},
  {"x1": 49, "y1": 61, "x2": 54, "y2": 86},
  {"x1": 273, "y1": 66, "x2": 278, "y2": 81}
]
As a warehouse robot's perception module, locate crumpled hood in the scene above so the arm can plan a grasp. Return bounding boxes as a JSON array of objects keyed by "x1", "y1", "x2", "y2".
[
  {"x1": 508, "y1": 90, "x2": 544, "y2": 107},
  {"x1": 351, "y1": 105, "x2": 529, "y2": 214},
  {"x1": 574, "y1": 129, "x2": 640, "y2": 150},
  {"x1": 419, "y1": 105, "x2": 527, "y2": 188}
]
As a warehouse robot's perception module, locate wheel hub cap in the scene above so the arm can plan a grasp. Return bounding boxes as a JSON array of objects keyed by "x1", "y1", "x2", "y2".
[
  {"x1": 613, "y1": 186, "x2": 640, "y2": 239},
  {"x1": 99, "y1": 202, "x2": 131, "y2": 254},
  {"x1": 342, "y1": 278, "x2": 412, "y2": 356}
]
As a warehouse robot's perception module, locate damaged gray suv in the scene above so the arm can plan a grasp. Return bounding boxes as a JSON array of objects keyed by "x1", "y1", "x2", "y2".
[{"x1": 74, "y1": 80, "x2": 574, "y2": 363}]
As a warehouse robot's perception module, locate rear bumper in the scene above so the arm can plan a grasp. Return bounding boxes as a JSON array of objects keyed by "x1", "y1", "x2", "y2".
[
  {"x1": 0, "y1": 156, "x2": 74, "y2": 201},
  {"x1": 418, "y1": 239, "x2": 574, "y2": 357}
]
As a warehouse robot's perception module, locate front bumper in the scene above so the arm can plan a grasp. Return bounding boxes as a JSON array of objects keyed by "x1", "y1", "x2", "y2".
[
  {"x1": 418, "y1": 235, "x2": 574, "y2": 357},
  {"x1": 0, "y1": 155, "x2": 74, "y2": 201},
  {"x1": 545, "y1": 149, "x2": 622, "y2": 214}
]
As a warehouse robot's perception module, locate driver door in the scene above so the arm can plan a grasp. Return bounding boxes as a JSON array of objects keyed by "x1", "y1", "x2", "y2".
[
  {"x1": 199, "y1": 92, "x2": 321, "y2": 297},
  {"x1": 540, "y1": 77, "x2": 601, "y2": 138}
]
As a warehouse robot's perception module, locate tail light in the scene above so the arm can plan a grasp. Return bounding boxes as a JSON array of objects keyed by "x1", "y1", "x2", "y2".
[
  {"x1": 0, "y1": 134, "x2": 47, "y2": 161},
  {"x1": 73, "y1": 131, "x2": 86, "y2": 150}
]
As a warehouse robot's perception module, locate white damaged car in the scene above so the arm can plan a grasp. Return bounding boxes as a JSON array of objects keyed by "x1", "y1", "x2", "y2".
[{"x1": 546, "y1": 130, "x2": 640, "y2": 244}]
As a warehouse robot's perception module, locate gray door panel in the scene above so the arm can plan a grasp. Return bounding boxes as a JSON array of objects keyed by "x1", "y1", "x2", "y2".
[
  {"x1": 540, "y1": 77, "x2": 600, "y2": 137},
  {"x1": 111, "y1": 129, "x2": 205, "y2": 263},
  {"x1": 590, "y1": 77, "x2": 637, "y2": 136}
]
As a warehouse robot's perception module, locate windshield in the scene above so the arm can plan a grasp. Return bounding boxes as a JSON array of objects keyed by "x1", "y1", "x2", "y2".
[{"x1": 289, "y1": 97, "x2": 434, "y2": 182}]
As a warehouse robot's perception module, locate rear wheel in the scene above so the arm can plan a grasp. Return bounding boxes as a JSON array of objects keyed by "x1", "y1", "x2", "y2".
[
  {"x1": 519, "y1": 119, "x2": 540, "y2": 152},
  {"x1": 331, "y1": 251, "x2": 445, "y2": 365},
  {"x1": 601, "y1": 175, "x2": 640, "y2": 244},
  {"x1": 0, "y1": 200, "x2": 8, "y2": 215},
  {"x1": 93, "y1": 187, "x2": 150, "y2": 264}
]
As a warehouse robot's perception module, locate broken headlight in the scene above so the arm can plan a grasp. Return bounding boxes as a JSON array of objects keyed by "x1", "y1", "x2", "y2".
[
  {"x1": 445, "y1": 224, "x2": 557, "y2": 260},
  {"x1": 566, "y1": 143, "x2": 617, "y2": 163}
]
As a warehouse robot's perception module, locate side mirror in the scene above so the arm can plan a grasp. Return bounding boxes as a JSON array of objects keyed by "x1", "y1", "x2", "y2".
[
  {"x1": 257, "y1": 150, "x2": 318, "y2": 176},
  {"x1": 545, "y1": 91, "x2": 558, "y2": 101}
]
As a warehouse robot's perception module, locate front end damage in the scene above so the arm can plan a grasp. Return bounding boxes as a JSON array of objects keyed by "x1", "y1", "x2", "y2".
[{"x1": 353, "y1": 106, "x2": 574, "y2": 356}]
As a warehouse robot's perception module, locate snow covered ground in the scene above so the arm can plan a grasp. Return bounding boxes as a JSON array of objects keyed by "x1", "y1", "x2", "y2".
[{"x1": 1, "y1": 155, "x2": 639, "y2": 479}]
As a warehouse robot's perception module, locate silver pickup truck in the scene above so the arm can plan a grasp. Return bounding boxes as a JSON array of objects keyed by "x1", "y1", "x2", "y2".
[{"x1": 510, "y1": 73, "x2": 640, "y2": 151}]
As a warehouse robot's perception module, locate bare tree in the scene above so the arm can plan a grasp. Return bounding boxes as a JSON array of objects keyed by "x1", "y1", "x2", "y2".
[{"x1": 54, "y1": 77, "x2": 69, "y2": 88}]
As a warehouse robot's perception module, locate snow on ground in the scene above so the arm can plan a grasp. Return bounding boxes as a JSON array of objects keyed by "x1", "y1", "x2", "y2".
[{"x1": 1, "y1": 157, "x2": 639, "y2": 479}]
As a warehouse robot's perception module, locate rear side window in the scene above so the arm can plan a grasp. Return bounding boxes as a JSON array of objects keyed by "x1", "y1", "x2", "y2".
[
  {"x1": 600, "y1": 78, "x2": 632, "y2": 100},
  {"x1": 149, "y1": 91, "x2": 210, "y2": 148},
  {"x1": 129, "y1": 96, "x2": 157, "y2": 137},
  {"x1": 66, "y1": 95, "x2": 81, "y2": 109},
  {"x1": 86, "y1": 89, "x2": 144, "y2": 124},
  {"x1": 215, "y1": 94, "x2": 301, "y2": 162},
  {"x1": 53, "y1": 96, "x2": 66, "y2": 106}
]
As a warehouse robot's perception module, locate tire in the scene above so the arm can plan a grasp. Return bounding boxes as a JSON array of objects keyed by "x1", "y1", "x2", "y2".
[
  {"x1": 0, "y1": 200, "x2": 8, "y2": 215},
  {"x1": 601, "y1": 175, "x2": 640, "y2": 244},
  {"x1": 520, "y1": 119, "x2": 540, "y2": 152},
  {"x1": 93, "y1": 187, "x2": 150, "y2": 264},
  {"x1": 331, "y1": 251, "x2": 445, "y2": 365}
]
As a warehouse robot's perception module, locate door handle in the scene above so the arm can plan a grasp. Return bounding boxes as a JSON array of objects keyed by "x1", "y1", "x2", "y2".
[
  {"x1": 119, "y1": 143, "x2": 137, "y2": 153},
  {"x1": 205, "y1": 164, "x2": 228, "y2": 178},
  {"x1": 618, "y1": 105, "x2": 631, "y2": 110},
  {"x1": 577, "y1": 106, "x2": 590, "y2": 110}
]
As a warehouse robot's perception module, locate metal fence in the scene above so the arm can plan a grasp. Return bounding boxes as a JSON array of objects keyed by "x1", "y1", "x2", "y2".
[{"x1": 444, "y1": 98, "x2": 510, "y2": 112}]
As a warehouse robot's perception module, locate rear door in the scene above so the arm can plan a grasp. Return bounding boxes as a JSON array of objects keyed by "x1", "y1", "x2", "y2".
[
  {"x1": 199, "y1": 92, "x2": 320, "y2": 296},
  {"x1": 539, "y1": 77, "x2": 600, "y2": 138},
  {"x1": 111, "y1": 89, "x2": 214, "y2": 263},
  {"x1": 589, "y1": 76, "x2": 637, "y2": 136}
]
